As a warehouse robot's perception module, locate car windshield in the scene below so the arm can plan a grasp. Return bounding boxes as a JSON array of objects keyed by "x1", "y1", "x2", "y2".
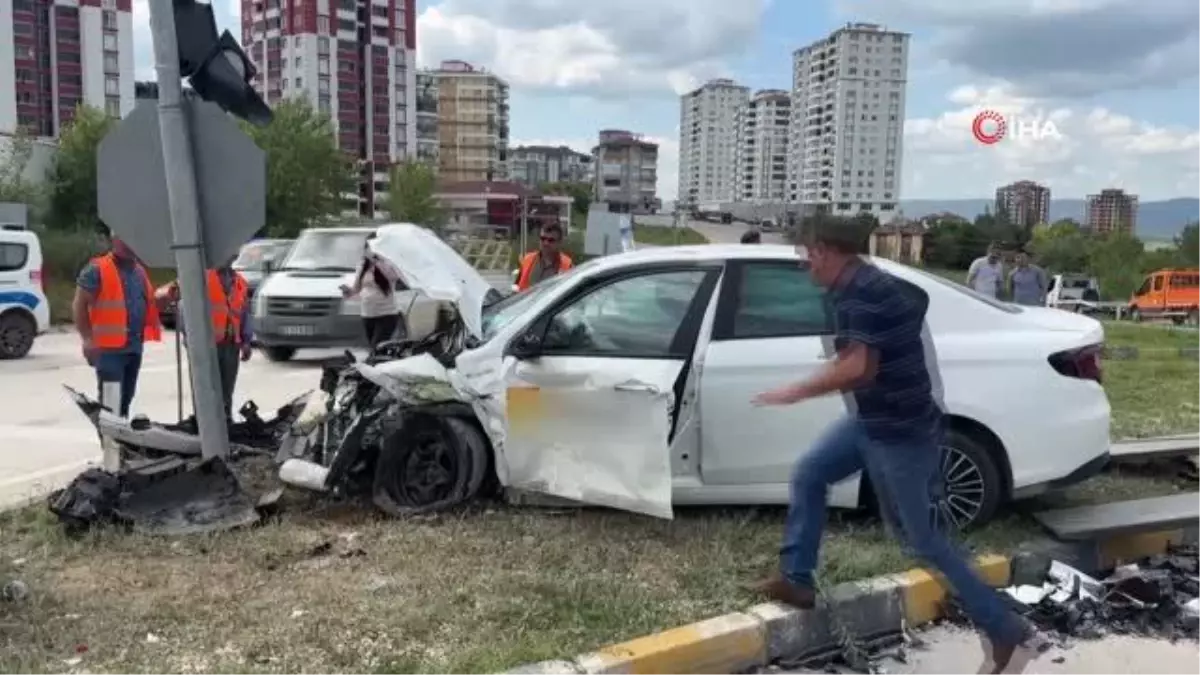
[
  {"x1": 233, "y1": 241, "x2": 291, "y2": 271},
  {"x1": 279, "y1": 231, "x2": 370, "y2": 272},
  {"x1": 907, "y1": 266, "x2": 1023, "y2": 314},
  {"x1": 479, "y1": 263, "x2": 587, "y2": 340}
]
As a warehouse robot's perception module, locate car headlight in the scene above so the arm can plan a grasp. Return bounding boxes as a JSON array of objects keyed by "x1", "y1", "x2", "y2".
[
  {"x1": 341, "y1": 298, "x2": 361, "y2": 315},
  {"x1": 254, "y1": 291, "x2": 267, "y2": 317}
]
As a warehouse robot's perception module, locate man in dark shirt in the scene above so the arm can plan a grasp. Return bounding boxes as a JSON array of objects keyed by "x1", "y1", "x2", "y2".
[{"x1": 751, "y1": 221, "x2": 1037, "y2": 673}]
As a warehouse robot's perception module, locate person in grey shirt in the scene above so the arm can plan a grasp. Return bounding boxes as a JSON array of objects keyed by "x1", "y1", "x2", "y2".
[
  {"x1": 1008, "y1": 250, "x2": 1048, "y2": 306},
  {"x1": 966, "y1": 243, "x2": 1004, "y2": 298}
]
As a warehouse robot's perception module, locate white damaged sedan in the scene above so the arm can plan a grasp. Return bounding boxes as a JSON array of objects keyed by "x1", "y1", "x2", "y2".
[{"x1": 284, "y1": 223, "x2": 1112, "y2": 529}]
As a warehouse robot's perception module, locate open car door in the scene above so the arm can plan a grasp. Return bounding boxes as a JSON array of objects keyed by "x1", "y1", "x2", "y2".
[{"x1": 500, "y1": 264, "x2": 722, "y2": 519}]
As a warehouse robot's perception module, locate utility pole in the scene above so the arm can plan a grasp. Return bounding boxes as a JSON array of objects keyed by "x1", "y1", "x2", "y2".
[{"x1": 147, "y1": 0, "x2": 229, "y2": 459}]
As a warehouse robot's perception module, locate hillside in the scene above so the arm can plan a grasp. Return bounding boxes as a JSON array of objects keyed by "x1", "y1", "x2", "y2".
[{"x1": 900, "y1": 197, "x2": 1199, "y2": 240}]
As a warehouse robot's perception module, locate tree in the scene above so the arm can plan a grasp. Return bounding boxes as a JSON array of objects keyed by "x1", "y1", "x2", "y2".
[
  {"x1": 540, "y1": 181, "x2": 592, "y2": 217},
  {"x1": 1029, "y1": 219, "x2": 1089, "y2": 273},
  {"x1": 1175, "y1": 222, "x2": 1198, "y2": 267},
  {"x1": 46, "y1": 105, "x2": 115, "y2": 232},
  {"x1": 1086, "y1": 232, "x2": 1145, "y2": 300},
  {"x1": 0, "y1": 128, "x2": 41, "y2": 206},
  {"x1": 386, "y1": 160, "x2": 446, "y2": 230},
  {"x1": 240, "y1": 98, "x2": 355, "y2": 237}
]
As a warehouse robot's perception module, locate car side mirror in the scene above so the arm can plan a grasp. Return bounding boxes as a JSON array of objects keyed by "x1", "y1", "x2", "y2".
[{"x1": 507, "y1": 330, "x2": 542, "y2": 360}]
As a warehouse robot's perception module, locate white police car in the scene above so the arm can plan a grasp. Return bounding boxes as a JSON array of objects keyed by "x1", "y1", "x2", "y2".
[{"x1": 0, "y1": 226, "x2": 50, "y2": 359}]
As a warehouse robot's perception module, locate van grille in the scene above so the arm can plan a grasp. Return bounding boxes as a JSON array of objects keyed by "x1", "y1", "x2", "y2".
[{"x1": 266, "y1": 297, "x2": 338, "y2": 318}]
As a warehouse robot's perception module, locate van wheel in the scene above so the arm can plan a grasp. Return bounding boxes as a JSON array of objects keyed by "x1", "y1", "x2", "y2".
[
  {"x1": 262, "y1": 346, "x2": 296, "y2": 362},
  {"x1": 0, "y1": 311, "x2": 36, "y2": 359}
]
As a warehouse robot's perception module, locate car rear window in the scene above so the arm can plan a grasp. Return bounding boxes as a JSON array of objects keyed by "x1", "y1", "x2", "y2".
[
  {"x1": 0, "y1": 242, "x2": 29, "y2": 272},
  {"x1": 907, "y1": 266, "x2": 1023, "y2": 314}
]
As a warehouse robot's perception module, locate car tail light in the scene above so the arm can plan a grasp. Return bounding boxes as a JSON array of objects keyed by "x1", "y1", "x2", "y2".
[
  {"x1": 30, "y1": 265, "x2": 44, "y2": 290},
  {"x1": 1049, "y1": 344, "x2": 1103, "y2": 383}
]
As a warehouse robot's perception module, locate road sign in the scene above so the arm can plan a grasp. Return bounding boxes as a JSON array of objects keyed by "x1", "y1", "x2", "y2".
[{"x1": 97, "y1": 98, "x2": 266, "y2": 268}]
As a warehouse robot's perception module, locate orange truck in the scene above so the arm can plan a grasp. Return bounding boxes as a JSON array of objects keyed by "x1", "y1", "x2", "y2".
[{"x1": 1128, "y1": 268, "x2": 1199, "y2": 324}]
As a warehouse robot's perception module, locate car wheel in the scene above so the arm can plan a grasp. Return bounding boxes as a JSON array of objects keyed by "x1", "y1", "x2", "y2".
[
  {"x1": 0, "y1": 311, "x2": 36, "y2": 359},
  {"x1": 262, "y1": 346, "x2": 296, "y2": 362},
  {"x1": 371, "y1": 412, "x2": 490, "y2": 516},
  {"x1": 931, "y1": 430, "x2": 1004, "y2": 531}
]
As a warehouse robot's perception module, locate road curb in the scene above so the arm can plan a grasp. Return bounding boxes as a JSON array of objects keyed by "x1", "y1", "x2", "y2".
[{"x1": 510, "y1": 531, "x2": 1186, "y2": 674}]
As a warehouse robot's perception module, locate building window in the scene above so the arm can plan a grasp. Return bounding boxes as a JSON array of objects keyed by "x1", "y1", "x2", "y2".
[
  {"x1": 318, "y1": 76, "x2": 330, "y2": 94},
  {"x1": 318, "y1": 16, "x2": 330, "y2": 33},
  {"x1": 104, "y1": 53, "x2": 119, "y2": 73},
  {"x1": 105, "y1": 76, "x2": 119, "y2": 96},
  {"x1": 295, "y1": 77, "x2": 302, "y2": 88},
  {"x1": 317, "y1": 37, "x2": 329, "y2": 54},
  {"x1": 105, "y1": 97, "x2": 121, "y2": 117},
  {"x1": 102, "y1": 10, "x2": 117, "y2": 30},
  {"x1": 318, "y1": 57, "x2": 329, "y2": 75},
  {"x1": 318, "y1": 96, "x2": 331, "y2": 114},
  {"x1": 338, "y1": 19, "x2": 355, "y2": 32},
  {"x1": 103, "y1": 33, "x2": 118, "y2": 51}
]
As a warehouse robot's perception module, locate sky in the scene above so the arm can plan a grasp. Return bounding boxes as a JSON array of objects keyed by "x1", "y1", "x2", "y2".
[{"x1": 133, "y1": 0, "x2": 1199, "y2": 202}]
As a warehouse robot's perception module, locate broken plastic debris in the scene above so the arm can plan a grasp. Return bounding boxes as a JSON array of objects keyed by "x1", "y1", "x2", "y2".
[
  {"x1": 1048, "y1": 560, "x2": 1102, "y2": 600},
  {"x1": 1005, "y1": 584, "x2": 1052, "y2": 605}
]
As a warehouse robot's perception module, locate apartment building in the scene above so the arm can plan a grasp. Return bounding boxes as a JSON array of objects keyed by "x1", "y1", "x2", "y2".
[
  {"x1": 1, "y1": 0, "x2": 135, "y2": 137},
  {"x1": 431, "y1": 59, "x2": 509, "y2": 183},
  {"x1": 788, "y1": 23, "x2": 909, "y2": 223},
  {"x1": 509, "y1": 145, "x2": 592, "y2": 187},
  {"x1": 677, "y1": 78, "x2": 750, "y2": 207},
  {"x1": 594, "y1": 129, "x2": 658, "y2": 214},
  {"x1": 241, "y1": 0, "x2": 418, "y2": 217},
  {"x1": 735, "y1": 89, "x2": 790, "y2": 204},
  {"x1": 414, "y1": 70, "x2": 437, "y2": 165},
  {"x1": 1086, "y1": 188, "x2": 1138, "y2": 235},
  {"x1": 995, "y1": 180, "x2": 1050, "y2": 230}
]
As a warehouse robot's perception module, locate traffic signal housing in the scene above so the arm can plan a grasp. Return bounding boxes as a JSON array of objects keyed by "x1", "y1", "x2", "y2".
[{"x1": 173, "y1": 0, "x2": 272, "y2": 126}]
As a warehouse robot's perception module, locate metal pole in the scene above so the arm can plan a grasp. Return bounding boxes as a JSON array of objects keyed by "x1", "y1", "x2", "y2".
[
  {"x1": 175, "y1": 327, "x2": 183, "y2": 423},
  {"x1": 148, "y1": 0, "x2": 230, "y2": 459}
]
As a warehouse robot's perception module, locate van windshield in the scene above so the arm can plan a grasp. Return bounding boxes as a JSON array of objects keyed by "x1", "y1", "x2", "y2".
[
  {"x1": 280, "y1": 231, "x2": 370, "y2": 272},
  {"x1": 233, "y1": 241, "x2": 292, "y2": 271}
]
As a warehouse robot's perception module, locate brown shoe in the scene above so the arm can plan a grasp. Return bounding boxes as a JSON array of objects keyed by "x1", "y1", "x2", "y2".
[{"x1": 755, "y1": 573, "x2": 816, "y2": 610}]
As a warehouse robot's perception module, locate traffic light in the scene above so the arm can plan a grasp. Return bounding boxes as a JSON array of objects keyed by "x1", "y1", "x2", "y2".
[{"x1": 173, "y1": 0, "x2": 272, "y2": 126}]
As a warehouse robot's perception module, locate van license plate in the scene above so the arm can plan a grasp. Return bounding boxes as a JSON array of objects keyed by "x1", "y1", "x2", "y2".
[{"x1": 280, "y1": 325, "x2": 316, "y2": 337}]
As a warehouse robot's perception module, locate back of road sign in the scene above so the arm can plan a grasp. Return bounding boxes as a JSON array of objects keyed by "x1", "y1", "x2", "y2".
[{"x1": 97, "y1": 98, "x2": 266, "y2": 269}]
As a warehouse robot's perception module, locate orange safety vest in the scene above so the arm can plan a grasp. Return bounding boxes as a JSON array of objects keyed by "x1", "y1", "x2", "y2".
[
  {"x1": 207, "y1": 269, "x2": 250, "y2": 344},
  {"x1": 516, "y1": 251, "x2": 573, "y2": 291},
  {"x1": 89, "y1": 254, "x2": 164, "y2": 350}
]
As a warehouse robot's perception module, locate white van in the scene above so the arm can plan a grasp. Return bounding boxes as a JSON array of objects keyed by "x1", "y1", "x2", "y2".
[
  {"x1": 0, "y1": 227, "x2": 51, "y2": 359},
  {"x1": 251, "y1": 226, "x2": 439, "y2": 362}
]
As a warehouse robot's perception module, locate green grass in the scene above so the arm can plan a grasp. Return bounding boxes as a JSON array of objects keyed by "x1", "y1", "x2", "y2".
[
  {"x1": 1103, "y1": 321, "x2": 1199, "y2": 438},
  {"x1": 632, "y1": 223, "x2": 708, "y2": 246}
]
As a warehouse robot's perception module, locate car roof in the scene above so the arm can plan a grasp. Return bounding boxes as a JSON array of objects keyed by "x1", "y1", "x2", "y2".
[{"x1": 594, "y1": 243, "x2": 803, "y2": 269}]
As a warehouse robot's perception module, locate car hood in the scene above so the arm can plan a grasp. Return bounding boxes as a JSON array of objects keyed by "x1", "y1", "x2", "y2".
[
  {"x1": 369, "y1": 223, "x2": 492, "y2": 339},
  {"x1": 258, "y1": 270, "x2": 356, "y2": 298}
]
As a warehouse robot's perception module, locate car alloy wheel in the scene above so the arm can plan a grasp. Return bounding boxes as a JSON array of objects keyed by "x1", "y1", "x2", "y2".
[
  {"x1": 930, "y1": 444, "x2": 987, "y2": 531},
  {"x1": 0, "y1": 313, "x2": 35, "y2": 359},
  {"x1": 397, "y1": 428, "x2": 459, "y2": 506}
]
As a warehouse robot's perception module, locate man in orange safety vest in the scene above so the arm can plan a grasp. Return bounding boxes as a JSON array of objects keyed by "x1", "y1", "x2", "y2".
[
  {"x1": 72, "y1": 232, "x2": 163, "y2": 418},
  {"x1": 515, "y1": 223, "x2": 573, "y2": 291},
  {"x1": 158, "y1": 259, "x2": 253, "y2": 421}
]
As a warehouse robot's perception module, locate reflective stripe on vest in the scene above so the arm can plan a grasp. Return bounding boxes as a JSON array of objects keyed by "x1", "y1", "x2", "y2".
[
  {"x1": 208, "y1": 270, "x2": 249, "y2": 344},
  {"x1": 88, "y1": 254, "x2": 163, "y2": 349}
]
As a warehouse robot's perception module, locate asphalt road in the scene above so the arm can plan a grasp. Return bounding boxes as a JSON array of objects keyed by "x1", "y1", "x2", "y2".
[
  {"x1": 0, "y1": 329, "x2": 352, "y2": 509},
  {"x1": 783, "y1": 624, "x2": 1198, "y2": 673}
]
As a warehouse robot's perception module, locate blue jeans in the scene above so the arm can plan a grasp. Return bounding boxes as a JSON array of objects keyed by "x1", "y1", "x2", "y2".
[
  {"x1": 781, "y1": 415, "x2": 1025, "y2": 646},
  {"x1": 94, "y1": 351, "x2": 143, "y2": 417}
]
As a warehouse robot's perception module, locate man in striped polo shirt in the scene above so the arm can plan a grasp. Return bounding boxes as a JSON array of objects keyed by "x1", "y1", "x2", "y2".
[{"x1": 751, "y1": 220, "x2": 1040, "y2": 673}]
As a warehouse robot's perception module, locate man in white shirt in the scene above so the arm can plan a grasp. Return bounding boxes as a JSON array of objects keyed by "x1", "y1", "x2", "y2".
[{"x1": 966, "y1": 243, "x2": 1005, "y2": 298}]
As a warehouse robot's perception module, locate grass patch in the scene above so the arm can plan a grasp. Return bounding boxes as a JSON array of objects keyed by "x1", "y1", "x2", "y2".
[
  {"x1": 1102, "y1": 321, "x2": 1199, "y2": 438},
  {"x1": 0, "y1": 502, "x2": 1038, "y2": 673},
  {"x1": 632, "y1": 223, "x2": 708, "y2": 246}
]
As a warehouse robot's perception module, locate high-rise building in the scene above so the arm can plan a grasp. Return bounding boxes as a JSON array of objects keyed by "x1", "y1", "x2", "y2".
[
  {"x1": 1086, "y1": 188, "x2": 1138, "y2": 235},
  {"x1": 430, "y1": 60, "x2": 509, "y2": 183},
  {"x1": 1, "y1": 0, "x2": 136, "y2": 137},
  {"x1": 594, "y1": 129, "x2": 658, "y2": 214},
  {"x1": 735, "y1": 89, "x2": 790, "y2": 204},
  {"x1": 995, "y1": 180, "x2": 1050, "y2": 229},
  {"x1": 509, "y1": 145, "x2": 592, "y2": 187},
  {"x1": 414, "y1": 70, "x2": 438, "y2": 166},
  {"x1": 677, "y1": 78, "x2": 749, "y2": 208},
  {"x1": 787, "y1": 23, "x2": 909, "y2": 223},
  {"x1": 241, "y1": 0, "x2": 418, "y2": 217}
]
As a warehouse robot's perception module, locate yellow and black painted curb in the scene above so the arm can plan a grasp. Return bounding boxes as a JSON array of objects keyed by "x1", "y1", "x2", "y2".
[{"x1": 509, "y1": 528, "x2": 1192, "y2": 674}]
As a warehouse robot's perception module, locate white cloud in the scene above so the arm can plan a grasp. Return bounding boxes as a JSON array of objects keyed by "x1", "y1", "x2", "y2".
[
  {"x1": 416, "y1": 0, "x2": 764, "y2": 97},
  {"x1": 513, "y1": 135, "x2": 681, "y2": 202},
  {"x1": 902, "y1": 86, "x2": 1200, "y2": 198}
]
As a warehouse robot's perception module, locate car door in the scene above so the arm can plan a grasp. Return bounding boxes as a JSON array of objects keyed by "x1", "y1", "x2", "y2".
[
  {"x1": 503, "y1": 263, "x2": 721, "y2": 519},
  {"x1": 697, "y1": 260, "x2": 859, "y2": 506}
]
